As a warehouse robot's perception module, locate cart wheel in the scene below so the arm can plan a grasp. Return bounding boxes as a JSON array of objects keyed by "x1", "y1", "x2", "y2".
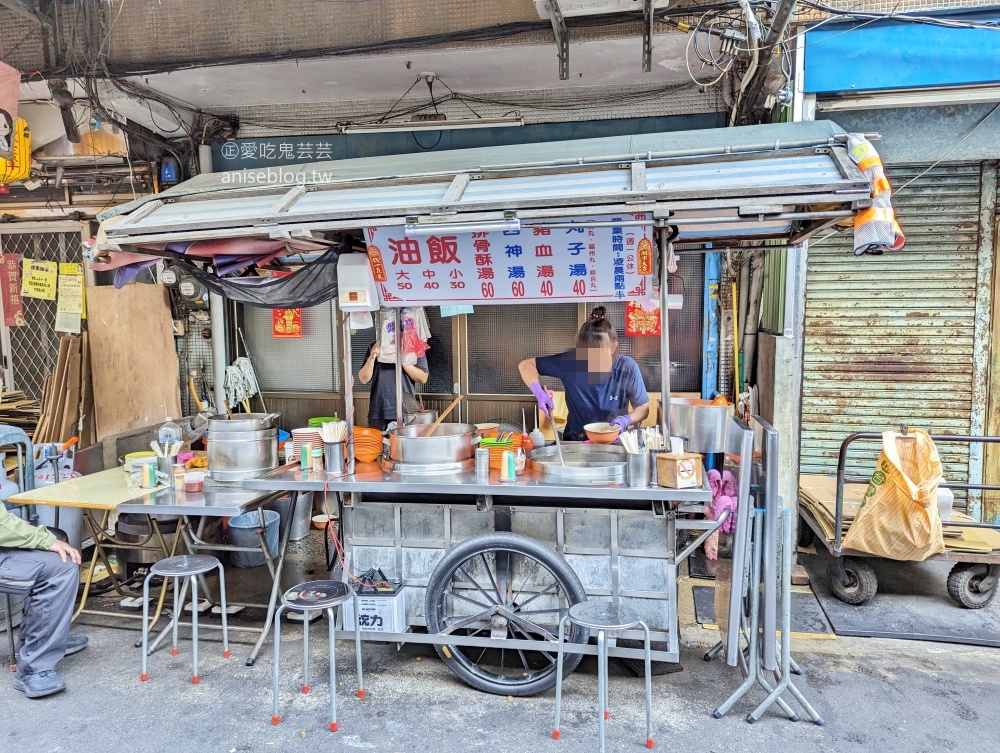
[
  {"x1": 796, "y1": 518, "x2": 815, "y2": 548},
  {"x1": 829, "y1": 557, "x2": 877, "y2": 605},
  {"x1": 947, "y1": 563, "x2": 998, "y2": 609},
  {"x1": 424, "y1": 532, "x2": 587, "y2": 696}
]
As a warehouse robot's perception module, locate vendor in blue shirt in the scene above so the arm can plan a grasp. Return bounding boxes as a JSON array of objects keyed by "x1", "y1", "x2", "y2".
[{"x1": 518, "y1": 306, "x2": 650, "y2": 441}]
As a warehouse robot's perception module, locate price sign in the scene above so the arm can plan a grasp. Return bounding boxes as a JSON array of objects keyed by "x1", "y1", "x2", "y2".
[{"x1": 365, "y1": 214, "x2": 654, "y2": 306}]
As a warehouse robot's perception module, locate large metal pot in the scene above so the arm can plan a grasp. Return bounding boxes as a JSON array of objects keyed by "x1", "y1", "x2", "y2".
[
  {"x1": 207, "y1": 415, "x2": 280, "y2": 481},
  {"x1": 207, "y1": 413, "x2": 279, "y2": 431},
  {"x1": 386, "y1": 423, "x2": 478, "y2": 464},
  {"x1": 404, "y1": 410, "x2": 438, "y2": 426},
  {"x1": 663, "y1": 398, "x2": 734, "y2": 454}
]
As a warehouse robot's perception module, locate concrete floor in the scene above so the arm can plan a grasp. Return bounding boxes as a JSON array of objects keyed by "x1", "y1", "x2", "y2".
[{"x1": 3, "y1": 534, "x2": 1000, "y2": 753}]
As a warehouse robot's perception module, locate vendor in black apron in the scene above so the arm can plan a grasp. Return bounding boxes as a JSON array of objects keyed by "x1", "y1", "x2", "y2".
[
  {"x1": 358, "y1": 342, "x2": 429, "y2": 431},
  {"x1": 518, "y1": 307, "x2": 650, "y2": 440}
]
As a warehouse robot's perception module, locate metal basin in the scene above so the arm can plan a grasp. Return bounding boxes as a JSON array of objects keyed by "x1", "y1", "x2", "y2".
[
  {"x1": 386, "y1": 423, "x2": 478, "y2": 464},
  {"x1": 527, "y1": 444, "x2": 627, "y2": 485},
  {"x1": 663, "y1": 398, "x2": 733, "y2": 454}
]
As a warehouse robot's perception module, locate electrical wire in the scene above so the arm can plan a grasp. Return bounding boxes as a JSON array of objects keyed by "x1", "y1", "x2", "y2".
[{"x1": 893, "y1": 101, "x2": 1000, "y2": 195}]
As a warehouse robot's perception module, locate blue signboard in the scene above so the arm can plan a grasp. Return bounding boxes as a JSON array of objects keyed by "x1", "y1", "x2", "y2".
[{"x1": 804, "y1": 13, "x2": 1000, "y2": 94}]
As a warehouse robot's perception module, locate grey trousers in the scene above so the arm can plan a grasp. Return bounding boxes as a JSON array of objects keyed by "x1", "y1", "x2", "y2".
[{"x1": 0, "y1": 548, "x2": 78, "y2": 675}]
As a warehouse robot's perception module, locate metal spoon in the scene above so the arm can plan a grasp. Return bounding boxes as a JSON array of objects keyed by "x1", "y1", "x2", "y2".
[{"x1": 551, "y1": 415, "x2": 565, "y2": 466}]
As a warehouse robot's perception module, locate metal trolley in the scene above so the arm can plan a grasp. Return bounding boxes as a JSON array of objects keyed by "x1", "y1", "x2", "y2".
[
  {"x1": 797, "y1": 432, "x2": 1000, "y2": 609},
  {"x1": 247, "y1": 445, "x2": 743, "y2": 696}
]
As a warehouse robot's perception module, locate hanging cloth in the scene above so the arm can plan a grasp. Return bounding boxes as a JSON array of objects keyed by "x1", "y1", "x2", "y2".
[
  {"x1": 847, "y1": 135, "x2": 905, "y2": 256},
  {"x1": 168, "y1": 243, "x2": 343, "y2": 308}
]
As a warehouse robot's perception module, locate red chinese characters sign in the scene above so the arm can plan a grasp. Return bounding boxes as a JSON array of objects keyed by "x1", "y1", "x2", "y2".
[
  {"x1": 0, "y1": 253, "x2": 23, "y2": 326},
  {"x1": 365, "y1": 215, "x2": 653, "y2": 306},
  {"x1": 625, "y1": 300, "x2": 660, "y2": 337},
  {"x1": 270, "y1": 271, "x2": 302, "y2": 338}
]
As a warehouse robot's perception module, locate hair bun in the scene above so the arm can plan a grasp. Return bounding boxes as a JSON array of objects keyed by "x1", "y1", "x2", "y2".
[{"x1": 589, "y1": 306, "x2": 607, "y2": 322}]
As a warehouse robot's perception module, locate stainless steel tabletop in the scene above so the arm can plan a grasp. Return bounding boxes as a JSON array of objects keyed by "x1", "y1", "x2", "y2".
[
  {"x1": 116, "y1": 484, "x2": 275, "y2": 517},
  {"x1": 242, "y1": 462, "x2": 713, "y2": 505}
]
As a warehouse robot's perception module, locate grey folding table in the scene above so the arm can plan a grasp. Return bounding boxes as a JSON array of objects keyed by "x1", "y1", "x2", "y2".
[{"x1": 117, "y1": 484, "x2": 288, "y2": 665}]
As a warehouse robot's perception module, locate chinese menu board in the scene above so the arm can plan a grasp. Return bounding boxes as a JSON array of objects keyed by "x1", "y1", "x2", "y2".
[{"x1": 365, "y1": 214, "x2": 654, "y2": 306}]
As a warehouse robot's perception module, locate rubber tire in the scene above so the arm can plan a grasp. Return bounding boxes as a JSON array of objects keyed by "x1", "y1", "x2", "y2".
[
  {"x1": 424, "y1": 532, "x2": 587, "y2": 697},
  {"x1": 947, "y1": 563, "x2": 998, "y2": 609},
  {"x1": 829, "y1": 557, "x2": 878, "y2": 606},
  {"x1": 796, "y1": 518, "x2": 815, "y2": 548}
]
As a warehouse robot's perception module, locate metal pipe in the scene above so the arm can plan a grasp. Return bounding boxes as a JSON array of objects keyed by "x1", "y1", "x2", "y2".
[
  {"x1": 741, "y1": 0, "x2": 800, "y2": 117},
  {"x1": 658, "y1": 230, "x2": 672, "y2": 442},
  {"x1": 210, "y1": 292, "x2": 227, "y2": 414},
  {"x1": 763, "y1": 0, "x2": 798, "y2": 46},
  {"x1": 524, "y1": 211, "x2": 854, "y2": 230},
  {"x1": 394, "y1": 307, "x2": 403, "y2": 427},
  {"x1": 341, "y1": 311, "x2": 356, "y2": 475}
]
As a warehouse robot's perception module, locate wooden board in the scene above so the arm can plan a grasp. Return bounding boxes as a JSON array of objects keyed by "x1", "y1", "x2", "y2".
[
  {"x1": 80, "y1": 332, "x2": 96, "y2": 447},
  {"x1": 87, "y1": 284, "x2": 181, "y2": 441}
]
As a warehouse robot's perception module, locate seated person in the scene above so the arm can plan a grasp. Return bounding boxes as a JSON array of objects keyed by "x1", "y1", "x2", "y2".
[{"x1": 0, "y1": 505, "x2": 88, "y2": 698}]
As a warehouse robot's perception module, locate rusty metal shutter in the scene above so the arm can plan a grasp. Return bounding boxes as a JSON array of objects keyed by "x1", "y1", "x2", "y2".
[{"x1": 800, "y1": 163, "x2": 982, "y2": 508}]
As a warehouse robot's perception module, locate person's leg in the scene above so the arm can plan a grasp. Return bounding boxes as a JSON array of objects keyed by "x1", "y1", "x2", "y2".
[{"x1": 0, "y1": 548, "x2": 78, "y2": 676}]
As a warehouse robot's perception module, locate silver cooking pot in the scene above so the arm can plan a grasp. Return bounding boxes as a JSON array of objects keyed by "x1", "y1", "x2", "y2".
[
  {"x1": 404, "y1": 410, "x2": 438, "y2": 426},
  {"x1": 386, "y1": 423, "x2": 478, "y2": 464},
  {"x1": 207, "y1": 413, "x2": 281, "y2": 481},
  {"x1": 207, "y1": 413, "x2": 280, "y2": 431},
  {"x1": 662, "y1": 398, "x2": 733, "y2": 454}
]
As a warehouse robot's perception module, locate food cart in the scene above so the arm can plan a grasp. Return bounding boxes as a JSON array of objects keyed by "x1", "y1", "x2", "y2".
[{"x1": 97, "y1": 120, "x2": 877, "y2": 695}]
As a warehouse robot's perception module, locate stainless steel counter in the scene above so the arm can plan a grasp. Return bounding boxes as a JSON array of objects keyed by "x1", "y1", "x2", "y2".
[
  {"x1": 116, "y1": 484, "x2": 275, "y2": 517},
  {"x1": 242, "y1": 462, "x2": 712, "y2": 505}
]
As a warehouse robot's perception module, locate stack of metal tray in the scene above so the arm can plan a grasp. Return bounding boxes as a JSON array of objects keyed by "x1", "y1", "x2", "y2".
[{"x1": 526, "y1": 444, "x2": 627, "y2": 485}]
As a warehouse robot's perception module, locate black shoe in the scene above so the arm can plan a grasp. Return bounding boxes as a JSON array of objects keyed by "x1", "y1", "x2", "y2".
[
  {"x1": 64, "y1": 635, "x2": 88, "y2": 657},
  {"x1": 13, "y1": 670, "x2": 67, "y2": 699}
]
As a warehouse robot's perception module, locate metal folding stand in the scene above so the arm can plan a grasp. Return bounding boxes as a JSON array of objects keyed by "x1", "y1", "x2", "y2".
[
  {"x1": 748, "y1": 509, "x2": 823, "y2": 723},
  {"x1": 711, "y1": 509, "x2": 823, "y2": 724}
]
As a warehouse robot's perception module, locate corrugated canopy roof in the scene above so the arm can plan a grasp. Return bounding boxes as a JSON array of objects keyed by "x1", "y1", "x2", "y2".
[{"x1": 100, "y1": 120, "x2": 873, "y2": 247}]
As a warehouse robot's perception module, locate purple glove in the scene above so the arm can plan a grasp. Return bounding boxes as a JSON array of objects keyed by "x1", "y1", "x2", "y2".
[
  {"x1": 610, "y1": 415, "x2": 632, "y2": 433},
  {"x1": 530, "y1": 382, "x2": 554, "y2": 417}
]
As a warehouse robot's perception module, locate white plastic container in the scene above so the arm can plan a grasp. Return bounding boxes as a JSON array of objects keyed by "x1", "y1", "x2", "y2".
[
  {"x1": 937, "y1": 484, "x2": 954, "y2": 522},
  {"x1": 342, "y1": 589, "x2": 407, "y2": 634}
]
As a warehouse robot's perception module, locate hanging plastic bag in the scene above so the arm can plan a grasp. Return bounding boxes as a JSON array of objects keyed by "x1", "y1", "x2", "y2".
[{"x1": 842, "y1": 429, "x2": 945, "y2": 561}]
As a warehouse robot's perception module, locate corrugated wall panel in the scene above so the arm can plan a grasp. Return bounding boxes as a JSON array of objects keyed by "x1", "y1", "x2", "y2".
[{"x1": 801, "y1": 163, "x2": 982, "y2": 507}]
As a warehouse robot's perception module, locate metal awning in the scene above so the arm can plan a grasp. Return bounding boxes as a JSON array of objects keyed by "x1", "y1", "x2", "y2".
[{"x1": 100, "y1": 120, "x2": 872, "y2": 248}]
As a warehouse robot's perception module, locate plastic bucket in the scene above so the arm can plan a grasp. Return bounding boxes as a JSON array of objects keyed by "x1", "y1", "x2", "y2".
[{"x1": 227, "y1": 509, "x2": 280, "y2": 568}]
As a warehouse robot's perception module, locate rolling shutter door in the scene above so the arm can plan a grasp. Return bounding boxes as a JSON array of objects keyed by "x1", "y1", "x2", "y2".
[{"x1": 801, "y1": 163, "x2": 982, "y2": 509}]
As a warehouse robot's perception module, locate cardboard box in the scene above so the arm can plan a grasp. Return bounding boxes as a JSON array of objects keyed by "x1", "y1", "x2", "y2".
[{"x1": 656, "y1": 452, "x2": 704, "y2": 489}]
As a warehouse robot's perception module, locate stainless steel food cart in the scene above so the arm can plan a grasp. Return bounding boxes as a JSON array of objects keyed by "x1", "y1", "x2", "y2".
[{"x1": 102, "y1": 120, "x2": 877, "y2": 696}]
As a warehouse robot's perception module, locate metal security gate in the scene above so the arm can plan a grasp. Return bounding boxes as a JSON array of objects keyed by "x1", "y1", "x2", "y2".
[
  {"x1": 0, "y1": 225, "x2": 87, "y2": 400},
  {"x1": 800, "y1": 163, "x2": 985, "y2": 510}
]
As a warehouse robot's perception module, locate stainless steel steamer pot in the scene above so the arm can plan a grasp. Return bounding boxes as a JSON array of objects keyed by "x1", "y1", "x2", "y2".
[{"x1": 207, "y1": 413, "x2": 280, "y2": 481}]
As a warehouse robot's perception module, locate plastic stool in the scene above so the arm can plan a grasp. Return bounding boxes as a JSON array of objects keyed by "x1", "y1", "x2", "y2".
[
  {"x1": 271, "y1": 580, "x2": 364, "y2": 732},
  {"x1": 553, "y1": 601, "x2": 654, "y2": 752},
  {"x1": 141, "y1": 554, "x2": 229, "y2": 683}
]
